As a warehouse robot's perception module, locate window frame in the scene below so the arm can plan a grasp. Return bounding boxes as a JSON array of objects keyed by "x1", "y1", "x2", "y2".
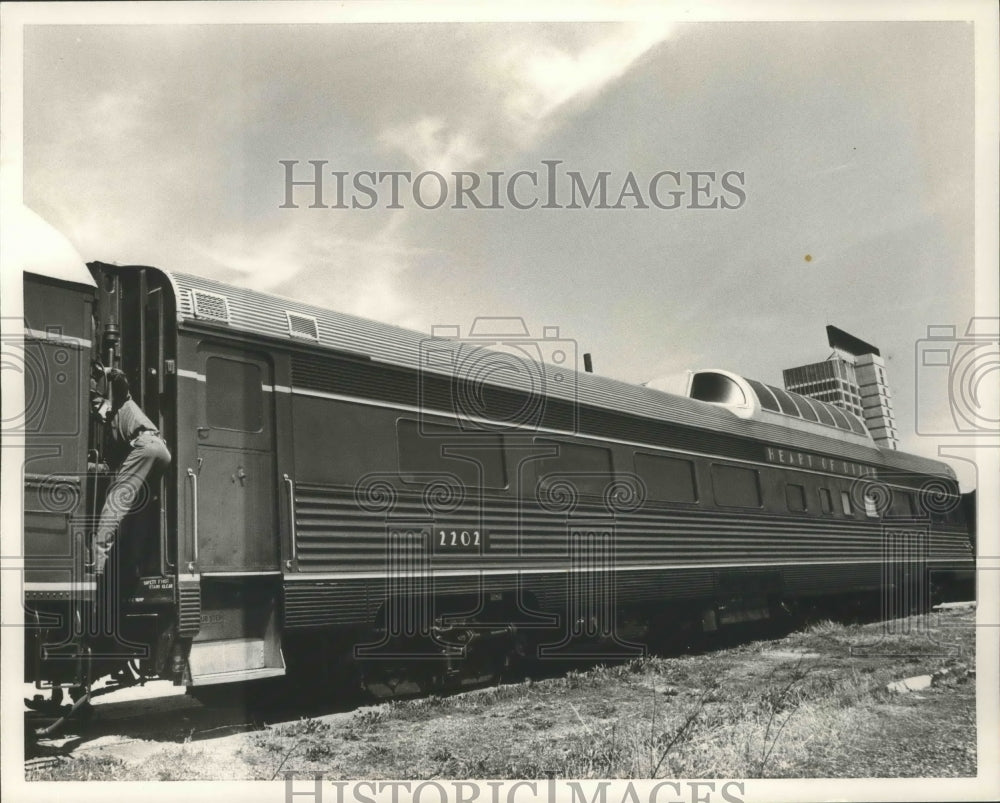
[
  {"x1": 890, "y1": 488, "x2": 916, "y2": 517},
  {"x1": 710, "y1": 463, "x2": 763, "y2": 510},
  {"x1": 862, "y1": 487, "x2": 881, "y2": 518},
  {"x1": 840, "y1": 490, "x2": 854, "y2": 516},
  {"x1": 819, "y1": 487, "x2": 834, "y2": 515},
  {"x1": 533, "y1": 437, "x2": 616, "y2": 498},
  {"x1": 396, "y1": 417, "x2": 509, "y2": 490},
  {"x1": 204, "y1": 355, "x2": 264, "y2": 433},
  {"x1": 785, "y1": 483, "x2": 808, "y2": 513},
  {"x1": 633, "y1": 451, "x2": 699, "y2": 505}
]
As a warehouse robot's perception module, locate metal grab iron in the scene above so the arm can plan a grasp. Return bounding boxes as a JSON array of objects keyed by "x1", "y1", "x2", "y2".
[{"x1": 186, "y1": 467, "x2": 198, "y2": 572}]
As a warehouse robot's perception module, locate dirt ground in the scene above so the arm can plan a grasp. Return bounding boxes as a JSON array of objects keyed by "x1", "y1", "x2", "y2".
[{"x1": 25, "y1": 603, "x2": 978, "y2": 781}]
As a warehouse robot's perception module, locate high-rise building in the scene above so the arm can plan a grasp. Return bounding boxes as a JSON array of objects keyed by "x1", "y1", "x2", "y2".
[
  {"x1": 782, "y1": 356, "x2": 864, "y2": 418},
  {"x1": 782, "y1": 326, "x2": 899, "y2": 449},
  {"x1": 854, "y1": 352, "x2": 899, "y2": 448}
]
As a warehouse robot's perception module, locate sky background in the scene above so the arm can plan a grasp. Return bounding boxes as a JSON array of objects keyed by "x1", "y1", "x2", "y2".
[{"x1": 20, "y1": 18, "x2": 980, "y2": 484}]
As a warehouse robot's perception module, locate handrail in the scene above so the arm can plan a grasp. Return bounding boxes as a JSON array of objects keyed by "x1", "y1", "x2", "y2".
[
  {"x1": 186, "y1": 468, "x2": 198, "y2": 572},
  {"x1": 160, "y1": 476, "x2": 175, "y2": 573},
  {"x1": 283, "y1": 473, "x2": 296, "y2": 570}
]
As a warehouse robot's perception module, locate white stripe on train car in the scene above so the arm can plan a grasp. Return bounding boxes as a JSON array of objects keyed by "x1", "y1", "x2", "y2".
[
  {"x1": 281, "y1": 557, "x2": 946, "y2": 582},
  {"x1": 202, "y1": 570, "x2": 283, "y2": 576},
  {"x1": 176, "y1": 369, "x2": 205, "y2": 382},
  {"x1": 23, "y1": 328, "x2": 92, "y2": 349},
  {"x1": 177, "y1": 370, "x2": 290, "y2": 394},
  {"x1": 24, "y1": 581, "x2": 97, "y2": 592}
]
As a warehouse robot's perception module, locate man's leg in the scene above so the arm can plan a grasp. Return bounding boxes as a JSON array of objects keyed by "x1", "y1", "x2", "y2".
[{"x1": 92, "y1": 434, "x2": 171, "y2": 575}]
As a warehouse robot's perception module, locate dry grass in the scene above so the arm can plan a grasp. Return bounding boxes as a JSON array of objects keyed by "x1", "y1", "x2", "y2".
[
  {"x1": 27, "y1": 746, "x2": 215, "y2": 781},
  {"x1": 239, "y1": 608, "x2": 974, "y2": 779},
  {"x1": 28, "y1": 606, "x2": 977, "y2": 781}
]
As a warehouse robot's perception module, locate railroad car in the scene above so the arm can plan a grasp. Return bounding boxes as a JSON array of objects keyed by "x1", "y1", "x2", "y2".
[{"x1": 18, "y1": 255, "x2": 975, "y2": 714}]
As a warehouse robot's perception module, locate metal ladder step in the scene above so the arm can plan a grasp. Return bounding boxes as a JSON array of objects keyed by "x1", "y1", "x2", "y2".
[{"x1": 188, "y1": 637, "x2": 285, "y2": 686}]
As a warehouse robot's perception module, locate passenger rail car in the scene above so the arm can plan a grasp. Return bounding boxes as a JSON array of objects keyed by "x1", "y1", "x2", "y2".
[{"x1": 20, "y1": 261, "x2": 975, "y2": 703}]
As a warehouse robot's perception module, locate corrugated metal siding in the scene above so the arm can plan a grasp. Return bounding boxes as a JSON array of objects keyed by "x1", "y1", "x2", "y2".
[
  {"x1": 781, "y1": 562, "x2": 882, "y2": 595},
  {"x1": 283, "y1": 581, "x2": 369, "y2": 628},
  {"x1": 281, "y1": 559, "x2": 967, "y2": 631},
  {"x1": 281, "y1": 481, "x2": 972, "y2": 628},
  {"x1": 292, "y1": 484, "x2": 973, "y2": 573},
  {"x1": 284, "y1": 569, "x2": 719, "y2": 630},
  {"x1": 169, "y1": 271, "x2": 952, "y2": 479}
]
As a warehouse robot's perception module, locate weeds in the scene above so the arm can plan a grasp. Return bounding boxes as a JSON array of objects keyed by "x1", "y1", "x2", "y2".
[
  {"x1": 28, "y1": 747, "x2": 215, "y2": 782},
  {"x1": 249, "y1": 717, "x2": 339, "y2": 777},
  {"x1": 33, "y1": 608, "x2": 974, "y2": 781},
  {"x1": 27, "y1": 754, "x2": 128, "y2": 782},
  {"x1": 750, "y1": 661, "x2": 812, "y2": 775},
  {"x1": 252, "y1": 630, "x2": 961, "y2": 779}
]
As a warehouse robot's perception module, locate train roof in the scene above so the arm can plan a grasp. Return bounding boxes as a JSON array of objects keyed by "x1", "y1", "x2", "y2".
[
  {"x1": 17, "y1": 206, "x2": 96, "y2": 288},
  {"x1": 155, "y1": 268, "x2": 953, "y2": 479},
  {"x1": 684, "y1": 369, "x2": 872, "y2": 439}
]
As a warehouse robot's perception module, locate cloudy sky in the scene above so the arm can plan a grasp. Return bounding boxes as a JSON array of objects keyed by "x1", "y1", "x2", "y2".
[{"x1": 14, "y1": 8, "x2": 988, "y2": 485}]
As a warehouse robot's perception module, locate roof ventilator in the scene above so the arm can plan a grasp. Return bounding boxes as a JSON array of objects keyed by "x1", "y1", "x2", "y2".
[
  {"x1": 286, "y1": 311, "x2": 320, "y2": 340},
  {"x1": 192, "y1": 290, "x2": 231, "y2": 323}
]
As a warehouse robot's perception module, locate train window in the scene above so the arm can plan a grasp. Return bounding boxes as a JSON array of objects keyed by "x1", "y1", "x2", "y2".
[
  {"x1": 862, "y1": 489, "x2": 880, "y2": 518},
  {"x1": 840, "y1": 490, "x2": 853, "y2": 515},
  {"x1": 789, "y1": 393, "x2": 820, "y2": 423},
  {"x1": 769, "y1": 387, "x2": 800, "y2": 416},
  {"x1": 634, "y1": 453, "x2": 697, "y2": 503},
  {"x1": 711, "y1": 464, "x2": 762, "y2": 508},
  {"x1": 205, "y1": 357, "x2": 263, "y2": 432},
  {"x1": 811, "y1": 401, "x2": 838, "y2": 427},
  {"x1": 826, "y1": 406, "x2": 853, "y2": 431},
  {"x1": 534, "y1": 439, "x2": 613, "y2": 497},
  {"x1": 785, "y1": 483, "x2": 807, "y2": 512},
  {"x1": 746, "y1": 379, "x2": 780, "y2": 412},
  {"x1": 819, "y1": 488, "x2": 834, "y2": 514},
  {"x1": 932, "y1": 497, "x2": 961, "y2": 524},
  {"x1": 889, "y1": 489, "x2": 916, "y2": 517},
  {"x1": 396, "y1": 419, "x2": 507, "y2": 489}
]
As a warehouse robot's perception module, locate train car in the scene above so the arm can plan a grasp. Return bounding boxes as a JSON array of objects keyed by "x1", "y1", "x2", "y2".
[{"x1": 20, "y1": 256, "x2": 975, "y2": 713}]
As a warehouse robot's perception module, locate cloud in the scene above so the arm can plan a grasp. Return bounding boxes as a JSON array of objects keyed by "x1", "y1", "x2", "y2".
[
  {"x1": 74, "y1": 89, "x2": 148, "y2": 147},
  {"x1": 191, "y1": 217, "x2": 433, "y2": 327},
  {"x1": 192, "y1": 225, "x2": 310, "y2": 291},
  {"x1": 379, "y1": 116, "x2": 485, "y2": 175},
  {"x1": 378, "y1": 22, "x2": 674, "y2": 170},
  {"x1": 499, "y1": 21, "x2": 674, "y2": 146}
]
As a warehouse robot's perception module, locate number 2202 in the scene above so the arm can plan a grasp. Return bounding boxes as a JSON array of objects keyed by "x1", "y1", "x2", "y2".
[{"x1": 438, "y1": 530, "x2": 481, "y2": 548}]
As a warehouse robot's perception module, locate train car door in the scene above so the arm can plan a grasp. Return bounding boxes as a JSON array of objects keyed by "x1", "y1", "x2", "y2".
[{"x1": 194, "y1": 344, "x2": 278, "y2": 572}]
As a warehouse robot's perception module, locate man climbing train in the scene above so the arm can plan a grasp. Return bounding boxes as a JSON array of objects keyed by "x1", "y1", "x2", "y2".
[{"x1": 89, "y1": 363, "x2": 171, "y2": 577}]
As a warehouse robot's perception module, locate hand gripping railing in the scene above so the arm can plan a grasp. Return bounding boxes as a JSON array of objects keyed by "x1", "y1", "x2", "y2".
[
  {"x1": 283, "y1": 473, "x2": 296, "y2": 570},
  {"x1": 186, "y1": 468, "x2": 198, "y2": 572}
]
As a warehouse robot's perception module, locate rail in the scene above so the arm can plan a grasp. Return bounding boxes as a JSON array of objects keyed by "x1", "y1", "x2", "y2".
[
  {"x1": 283, "y1": 473, "x2": 296, "y2": 569},
  {"x1": 187, "y1": 468, "x2": 198, "y2": 572}
]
